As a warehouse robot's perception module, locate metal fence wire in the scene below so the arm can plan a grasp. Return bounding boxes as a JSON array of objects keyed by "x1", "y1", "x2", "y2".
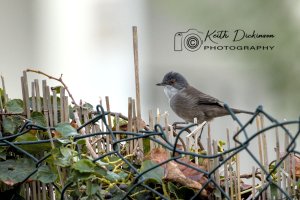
[{"x1": 0, "y1": 104, "x2": 299, "y2": 200}]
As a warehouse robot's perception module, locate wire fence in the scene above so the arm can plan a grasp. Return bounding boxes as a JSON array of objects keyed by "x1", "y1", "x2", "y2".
[{"x1": 0, "y1": 103, "x2": 299, "y2": 200}]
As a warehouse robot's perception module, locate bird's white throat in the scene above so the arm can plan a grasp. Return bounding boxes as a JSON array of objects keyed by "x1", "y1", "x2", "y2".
[{"x1": 164, "y1": 85, "x2": 179, "y2": 100}]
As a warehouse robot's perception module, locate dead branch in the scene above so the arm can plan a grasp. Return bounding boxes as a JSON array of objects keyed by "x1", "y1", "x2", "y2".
[{"x1": 26, "y1": 69, "x2": 78, "y2": 106}]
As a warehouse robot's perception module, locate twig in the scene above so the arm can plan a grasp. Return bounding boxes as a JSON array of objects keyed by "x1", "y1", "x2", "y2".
[{"x1": 26, "y1": 69, "x2": 78, "y2": 106}]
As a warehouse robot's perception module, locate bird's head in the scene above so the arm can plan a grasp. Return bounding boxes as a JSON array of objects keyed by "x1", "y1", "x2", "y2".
[{"x1": 156, "y1": 71, "x2": 189, "y2": 90}]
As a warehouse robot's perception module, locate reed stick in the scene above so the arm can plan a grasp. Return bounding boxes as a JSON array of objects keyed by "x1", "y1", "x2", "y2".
[
  {"x1": 284, "y1": 132, "x2": 291, "y2": 195},
  {"x1": 52, "y1": 90, "x2": 58, "y2": 126},
  {"x1": 105, "y1": 96, "x2": 112, "y2": 152},
  {"x1": 1, "y1": 75, "x2": 8, "y2": 104},
  {"x1": 213, "y1": 140, "x2": 220, "y2": 190},
  {"x1": 224, "y1": 128, "x2": 229, "y2": 196},
  {"x1": 31, "y1": 82, "x2": 37, "y2": 112},
  {"x1": 64, "y1": 96, "x2": 69, "y2": 123},
  {"x1": 34, "y1": 79, "x2": 42, "y2": 112},
  {"x1": 31, "y1": 181, "x2": 37, "y2": 200},
  {"x1": 235, "y1": 133, "x2": 241, "y2": 200},
  {"x1": 252, "y1": 166, "x2": 256, "y2": 199},
  {"x1": 42, "y1": 80, "x2": 48, "y2": 116},
  {"x1": 42, "y1": 183, "x2": 46, "y2": 200},
  {"x1": 255, "y1": 116, "x2": 265, "y2": 200},
  {"x1": 42, "y1": 80, "x2": 50, "y2": 126},
  {"x1": 275, "y1": 127, "x2": 282, "y2": 199},
  {"x1": 207, "y1": 122, "x2": 212, "y2": 172},
  {"x1": 132, "y1": 99, "x2": 138, "y2": 149},
  {"x1": 22, "y1": 71, "x2": 30, "y2": 119},
  {"x1": 260, "y1": 115, "x2": 271, "y2": 199},
  {"x1": 60, "y1": 87, "x2": 65, "y2": 123},
  {"x1": 148, "y1": 109, "x2": 155, "y2": 150},
  {"x1": 49, "y1": 184, "x2": 54, "y2": 200},
  {"x1": 132, "y1": 26, "x2": 142, "y2": 131},
  {"x1": 115, "y1": 113, "x2": 120, "y2": 141},
  {"x1": 21, "y1": 76, "x2": 26, "y2": 114},
  {"x1": 128, "y1": 97, "x2": 133, "y2": 154},
  {"x1": 46, "y1": 86, "x2": 54, "y2": 127},
  {"x1": 291, "y1": 153, "x2": 296, "y2": 197}
]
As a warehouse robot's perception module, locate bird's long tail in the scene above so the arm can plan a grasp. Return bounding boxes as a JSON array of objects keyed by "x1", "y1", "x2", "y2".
[{"x1": 231, "y1": 108, "x2": 254, "y2": 115}]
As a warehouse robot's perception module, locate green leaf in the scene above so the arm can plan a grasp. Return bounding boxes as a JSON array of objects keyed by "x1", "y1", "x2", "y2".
[
  {"x1": 86, "y1": 181, "x2": 99, "y2": 196},
  {"x1": 109, "y1": 185, "x2": 127, "y2": 200},
  {"x1": 3, "y1": 116, "x2": 23, "y2": 134},
  {"x1": 76, "y1": 139, "x2": 86, "y2": 145},
  {"x1": 13, "y1": 133, "x2": 52, "y2": 154},
  {"x1": 117, "y1": 171, "x2": 128, "y2": 180},
  {"x1": 37, "y1": 165, "x2": 58, "y2": 183},
  {"x1": 0, "y1": 158, "x2": 36, "y2": 186},
  {"x1": 106, "y1": 171, "x2": 121, "y2": 182},
  {"x1": 30, "y1": 111, "x2": 47, "y2": 127},
  {"x1": 56, "y1": 123, "x2": 78, "y2": 138},
  {"x1": 52, "y1": 147, "x2": 74, "y2": 167},
  {"x1": 73, "y1": 159, "x2": 96, "y2": 173},
  {"x1": 94, "y1": 166, "x2": 108, "y2": 177},
  {"x1": 82, "y1": 103, "x2": 93, "y2": 111},
  {"x1": 60, "y1": 146, "x2": 73, "y2": 158},
  {"x1": 168, "y1": 182, "x2": 195, "y2": 199},
  {"x1": 69, "y1": 105, "x2": 75, "y2": 120},
  {"x1": 3, "y1": 117, "x2": 17, "y2": 134},
  {"x1": 139, "y1": 160, "x2": 164, "y2": 184},
  {"x1": 0, "y1": 147, "x2": 7, "y2": 160},
  {"x1": 5, "y1": 99, "x2": 24, "y2": 113}
]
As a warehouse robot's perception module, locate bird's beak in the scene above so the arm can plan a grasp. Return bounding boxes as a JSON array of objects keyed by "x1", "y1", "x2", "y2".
[{"x1": 156, "y1": 82, "x2": 166, "y2": 86}]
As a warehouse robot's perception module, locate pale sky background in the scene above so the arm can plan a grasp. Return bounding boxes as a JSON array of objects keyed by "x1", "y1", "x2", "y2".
[{"x1": 0, "y1": 0, "x2": 300, "y2": 174}]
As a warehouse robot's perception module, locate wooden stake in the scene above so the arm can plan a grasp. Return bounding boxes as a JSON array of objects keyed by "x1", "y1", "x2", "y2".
[
  {"x1": 256, "y1": 116, "x2": 265, "y2": 200},
  {"x1": 34, "y1": 79, "x2": 42, "y2": 112},
  {"x1": 275, "y1": 127, "x2": 282, "y2": 199},
  {"x1": 207, "y1": 122, "x2": 212, "y2": 172},
  {"x1": 22, "y1": 71, "x2": 30, "y2": 118},
  {"x1": 132, "y1": 26, "x2": 142, "y2": 131},
  {"x1": 46, "y1": 86, "x2": 54, "y2": 127},
  {"x1": 52, "y1": 90, "x2": 58, "y2": 126},
  {"x1": 224, "y1": 129, "x2": 229, "y2": 196},
  {"x1": 226, "y1": 129, "x2": 234, "y2": 200},
  {"x1": 115, "y1": 113, "x2": 120, "y2": 141},
  {"x1": 42, "y1": 80, "x2": 48, "y2": 116},
  {"x1": 292, "y1": 153, "x2": 296, "y2": 197},
  {"x1": 60, "y1": 87, "x2": 65, "y2": 123},
  {"x1": 213, "y1": 140, "x2": 220, "y2": 191},
  {"x1": 105, "y1": 96, "x2": 112, "y2": 152},
  {"x1": 21, "y1": 76, "x2": 26, "y2": 114},
  {"x1": 252, "y1": 166, "x2": 256, "y2": 199},
  {"x1": 99, "y1": 97, "x2": 105, "y2": 131},
  {"x1": 64, "y1": 96, "x2": 69, "y2": 122},
  {"x1": 284, "y1": 133, "x2": 291, "y2": 195},
  {"x1": 31, "y1": 82, "x2": 37, "y2": 112},
  {"x1": 128, "y1": 97, "x2": 133, "y2": 154},
  {"x1": 1, "y1": 76, "x2": 8, "y2": 104},
  {"x1": 235, "y1": 133, "x2": 241, "y2": 200}
]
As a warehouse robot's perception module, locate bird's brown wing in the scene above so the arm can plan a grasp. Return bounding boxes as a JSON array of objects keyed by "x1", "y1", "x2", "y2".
[
  {"x1": 170, "y1": 86, "x2": 227, "y2": 123},
  {"x1": 185, "y1": 86, "x2": 224, "y2": 106}
]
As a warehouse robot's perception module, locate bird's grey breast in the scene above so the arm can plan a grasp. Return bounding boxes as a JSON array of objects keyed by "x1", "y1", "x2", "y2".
[{"x1": 163, "y1": 85, "x2": 180, "y2": 101}]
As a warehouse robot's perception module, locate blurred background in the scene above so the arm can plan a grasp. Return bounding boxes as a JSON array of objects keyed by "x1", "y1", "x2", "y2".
[{"x1": 0, "y1": 0, "x2": 299, "y2": 172}]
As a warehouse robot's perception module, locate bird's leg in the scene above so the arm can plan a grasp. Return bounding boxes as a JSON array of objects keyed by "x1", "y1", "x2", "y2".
[
  {"x1": 197, "y1": 122, "x2": 206, "y2": 151},
  {"x1": 172, "y1": 121, "x2": 189, "y2": 131}
]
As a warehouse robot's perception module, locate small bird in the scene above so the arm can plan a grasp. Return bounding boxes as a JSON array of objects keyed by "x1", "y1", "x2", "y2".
[{"x1": 156, "y1": 71, "x2": 253, "y2": 123}]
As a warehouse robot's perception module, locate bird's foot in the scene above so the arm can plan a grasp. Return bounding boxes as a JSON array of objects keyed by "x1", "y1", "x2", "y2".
[{"x1": 172, "y1": 121, "x2": 190, "y2": 132}]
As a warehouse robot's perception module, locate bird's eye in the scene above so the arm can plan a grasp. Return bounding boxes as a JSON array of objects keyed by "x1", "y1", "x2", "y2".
[{"x1": 170, "y1": 79, "x2": 176, "y2": 84}]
